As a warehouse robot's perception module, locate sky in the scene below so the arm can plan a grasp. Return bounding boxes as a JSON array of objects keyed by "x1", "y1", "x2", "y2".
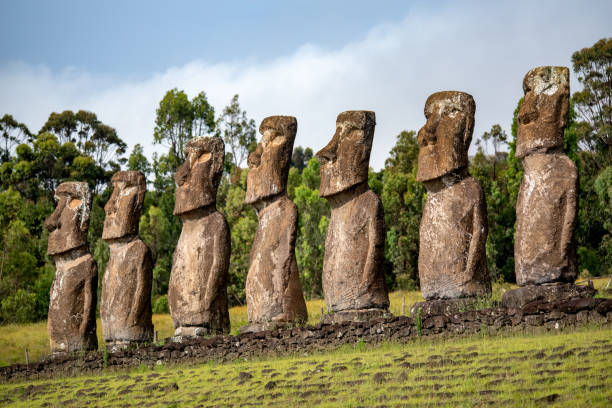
[{"x1": 1, "y1": 0, "x2": 611, "y2": 169}]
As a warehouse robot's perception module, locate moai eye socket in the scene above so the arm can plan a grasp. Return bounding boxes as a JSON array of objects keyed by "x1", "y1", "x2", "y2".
[
  {"x1": 270, "y1": 136, "x2": 286, "y2": 147},
  {"x1": 197, "y1": 151, "x2": 212, "y2": 164},
  {"x1": 68, "y1": 198, "x2": 82, "y2": 209}
]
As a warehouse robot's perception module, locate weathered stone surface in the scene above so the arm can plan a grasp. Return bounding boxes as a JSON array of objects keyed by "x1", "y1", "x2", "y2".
[
  {"x1": 320, "y1": 308, "x2": 391, "y2": 324},
  {"x1": 101, "y1": 171, "x2": 153, "y2": 348},
  {"x1": 410, "y1": 298, "x2": 480, "y2": 317},
  {"x1": 516, "y1": 66, "x2": 570, "y2": 159},
  {"x1": 317, "y1": 111, "x2": 389, "y2": 314},
  {"x1": 417, "y1": 91, "x2": 491, "y2": 300},
  {"x1": 501, "y1": 282, "x2": 595, "y2": 309},
  {"x1": 45, "y1": 182, "x2": 97, "y2": 353},
  {"x1": 168, "y1": 137, "x2": 230, "y2": 335},
  {"x1": 244, "y1": 116, "x2": 307, "y2": 328},
  {"x1": 515, "y1": 66, "x2": 578, "y2": 286},
  {"x1": 45, "y1": 182, "x2": 92, "y2": 256}
]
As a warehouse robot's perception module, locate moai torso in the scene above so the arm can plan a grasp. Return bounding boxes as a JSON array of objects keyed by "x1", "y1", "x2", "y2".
[
  {"x1": 515, "y1": 66, "x2": 577, "y2": 286},
  {"x1": 419, "y1": 174, "x2": 489, "y2": 299},
  {"x1": 317, "y1": 111, "x2": 389, "y2": 313},
  {"x1": 416, "y1": 92, "x2": 490, "y2": 300},
  {"x1": 515, "y1": 153, "x2": 577, "y2": 285},
  {"x1": 169, "y1": 209, "x2": 230, "y2": 329},
  {"x1": 168, "y1": 137, "x2": 230, "y2": 334},
  {"x1": 322, "y1": 185, "x2": 387, "y2": 311},
  {"x1": 101, "y1": 171, "x2": 153, "y2": 344},
  {"x1": 45, "y1": 182, "x2": 98, "y2": 353},
  {"x1": 245, "y1": 116, "x2": 307, "y2": 325}
]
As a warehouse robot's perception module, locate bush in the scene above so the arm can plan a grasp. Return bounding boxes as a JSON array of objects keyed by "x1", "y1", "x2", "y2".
[
  {"x1": 152, "y1": 294, "x2": 169, "y2": 314},
  {"x1": 1, "y1": 289, "x2": 38, "y2": 323}
]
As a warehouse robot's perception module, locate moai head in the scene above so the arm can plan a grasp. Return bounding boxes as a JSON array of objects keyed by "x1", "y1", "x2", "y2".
[
  {"x1": 45, "y1": 182, "x2": 92, "y2": 256},
  {"x1": 102, "y1": 171, "x2": 146, "y2": 240},
  {"x1": 516, "y1": 66, "x2": 570, "y2": 159},
  {"x1": 316, "y1": 111, "x2": 376, "y2": 197},
  {"x1": 416, "y1": 91, "x2": 475, "y2": 183},
  {"x1": 245, "y1": 116, "x2": 297, "y2": 204},
  {"x1": 174, "y1": 137, "x2": 225, "y2": 216}
]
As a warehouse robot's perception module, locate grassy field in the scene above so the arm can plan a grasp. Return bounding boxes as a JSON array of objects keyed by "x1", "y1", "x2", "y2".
[
  {"x1": 0, "y1": 277, "x2": 608, "y2": 367},
  {"x1": 1, "y1": 325, "x2": 611, "y2": 407}
]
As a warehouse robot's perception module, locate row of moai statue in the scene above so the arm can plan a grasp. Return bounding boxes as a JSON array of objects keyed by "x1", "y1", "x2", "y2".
[{"x1": 44, "y1": 66, "x2": 581, "y2": 353}]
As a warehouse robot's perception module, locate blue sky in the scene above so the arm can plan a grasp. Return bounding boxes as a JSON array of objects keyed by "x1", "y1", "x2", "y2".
[
  {"x1": 1, "y1": 0, "x2": 611, "y2": 169},
  {"x1": 1, "y1": 0, "x2": 417, "y2": 75}
]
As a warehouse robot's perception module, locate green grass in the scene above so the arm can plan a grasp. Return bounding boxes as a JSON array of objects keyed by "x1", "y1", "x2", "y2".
[
  {"x1": 1, "y1": 326, "x2": 611, "y2": 407},
  {"x1": 0, "y1": 277, "x2": 608, "y2": 367}
]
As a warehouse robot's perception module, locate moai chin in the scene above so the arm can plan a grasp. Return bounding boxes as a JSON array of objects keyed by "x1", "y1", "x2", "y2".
[
  {"x1": 243, "y1": 116, "x2": 308, "y2": 331},
  {"x1": 45, "y1": 182, "x2": 98, "y2": 353},
  {"x1": 168, "y1": 137, "x2": 231, "y2": 337},
  {"x1": 514, "y1": 66, "x2": 578, "y2": 287},
  {"x1": 317, "y1": 111, "x2": 389, "y2": 322},
  {"x1": 100, "y1": 171, "x2": 154, "y2": 350},
  {"x1": 416, "y1": 91, "x2": 491, "y2": 304}
]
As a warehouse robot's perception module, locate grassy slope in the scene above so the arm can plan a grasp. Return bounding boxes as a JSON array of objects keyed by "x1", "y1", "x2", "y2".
[
  {"x1": 0, "y1": 277, "x2": 608, "y2": 367},
  {"x1": 1, "y1": 326, "x2": 611, "y2": 407}
]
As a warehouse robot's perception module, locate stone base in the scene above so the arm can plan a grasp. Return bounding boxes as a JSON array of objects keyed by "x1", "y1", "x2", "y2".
[
  {"x1": 320, "y1": 308, "x2": 392, "y2": 324},
  {"x1": 410, "y1": 298, "x2": 480, "y2": 317},
  {"x1": 105, "y1": 340, "x2": 146, "y2": 353},
  {"x1": 501, "y1": 282, "x2": 595, "y2": 309},
  {"x1": 239, "y1": 321, "x2": 299, "y2": 334},
  {"x1": 171, "y1": 326, "x2": 219, "y2": 341}
]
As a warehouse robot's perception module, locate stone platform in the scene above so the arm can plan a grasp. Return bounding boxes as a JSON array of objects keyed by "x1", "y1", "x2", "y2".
[
  {"x1": 410, "y1": 298, "x2": 481, "y2": 317},
  {"x1": 501, "y1": 282, "x2": 595, "y2": 309},
  {"x1": 320, "y1": 308, "x2": 392, "y2": 324}
]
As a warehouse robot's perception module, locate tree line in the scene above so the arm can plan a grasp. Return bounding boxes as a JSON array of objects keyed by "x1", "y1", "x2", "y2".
[{"x1": 0, "y1": 38, "x2": 610, "y2": 324}]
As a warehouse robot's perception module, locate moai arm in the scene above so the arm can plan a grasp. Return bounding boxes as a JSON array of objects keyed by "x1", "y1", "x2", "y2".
[
  {"x1": 560, "y1": 174, "x2": 577, "y2": 266},
  {"x1": 464, "y1": 191, "x2": 488, "y2": 283},
  {"x1": 80, "y1": 263, "x2": 97, "y2": 337},
  {"x1": 128, "y1": 246, "x2": 153, "y2": 326},
  {"x1": 204, "y1": 218, "x2": 230, "y2": 311},
  {"x1": 360, "y1": 196, "x2": 385, "y2": 293}
]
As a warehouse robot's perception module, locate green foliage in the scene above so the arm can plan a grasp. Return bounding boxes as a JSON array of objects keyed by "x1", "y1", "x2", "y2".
[
  {"x1": 0, "y1": 289, "x2": 38, "y2": 324},
  {"x1": 293, "y1": 158, "x2": 329, "y2": 298},
  {"x1": 381, "y1": 131, "x2": 424, "y2": 289},
  {"x1": 571, "y1": 37, "x2": 612, "y2": 165},
  {"x1": 218, "y1": 171, "x2": 257, "y2": 305},
  {"x1": 217, "y1": 95, "x2": 256, "y2": 170},
  {"x1": 127, "y1": 144, "x2": 151, "y2": 175},
  {"x1": 152, "y1": 295, "x2": 170, "y2": 314}
]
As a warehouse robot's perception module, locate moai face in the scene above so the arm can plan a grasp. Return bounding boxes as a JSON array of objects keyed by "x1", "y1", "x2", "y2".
[
  {"x1": 245, "y1": 116, "x2": 297, "y2": 205},
  {"x1": 516, "y1": 66, "x2": 569, "y2": 159},
  {"x1": 316, "y1": 111, "x2": 376, "y2": 197},
  {"x1": 173, "y1": 137, "x2": 225, "y2": 216},
  {"x1": 102, "y1": 171, "x2": 146, "y2": 240},
  {"x1": 45, "y1": 182, "x2": 92, "y2": 256},
  {"x1": 416, "y1": 91, "x2": 475, "y2": 183}
]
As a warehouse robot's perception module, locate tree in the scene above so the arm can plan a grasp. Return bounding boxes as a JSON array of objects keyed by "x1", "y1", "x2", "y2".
[
  {"x1": 571, "y1": 37, "x2": 612, "y2": 165},
  {"x1": 291, "y1": 146, "x2": 313, "y2": 173},
  {"x1": 380, "y1": 131, "x2": 425, "y2": 289},
  {"x1": 478, "y1": 124, "x2": 508, "y2": 180},
  {"x1": 0, "y1": 114, "x2": 31, "y2": 163},
  {"x1": 293, "y1": 157, "x2": 329, "y2": 298},
  {"x1": 217, "y1": 94, "x2": 256, "y2": 170},
  {"x1": 153, "y1": 89, "x2": 217, "y2": 169},
  {"x1": 127, "y1": 144, "x2": 151, "y2": 176},
  {"x1": 40, "y1": 110, "x2": 126, "y2": 172}
]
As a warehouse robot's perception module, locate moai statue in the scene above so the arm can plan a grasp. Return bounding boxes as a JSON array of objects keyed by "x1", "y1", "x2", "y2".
[
  {"x1": 317, "y1": 111, "x2": 389, "y2": 323},
  {"x1": 243, "y1": 116, "x2": 308, "y2": 332},
  {"x1": 101, "y1": 171, "x2": 153, "y2": 350},
  {"x1": 412, "y1": 91, "x2": 490, "y2": 316},
  {"x1": 502, "y1": 67, "x2": 590, "y2": 308},
  {"x1": 168, "y1": 137, "x2": 231, "y2": 337},
  {"x1": 45, "y1": 182, "x2": 97, "y2": 353}
]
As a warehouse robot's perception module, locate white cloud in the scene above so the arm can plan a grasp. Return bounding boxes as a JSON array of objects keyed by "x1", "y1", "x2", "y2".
[{"x1": 0, "y1": 0, "x2": 610, "y2": 169}]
